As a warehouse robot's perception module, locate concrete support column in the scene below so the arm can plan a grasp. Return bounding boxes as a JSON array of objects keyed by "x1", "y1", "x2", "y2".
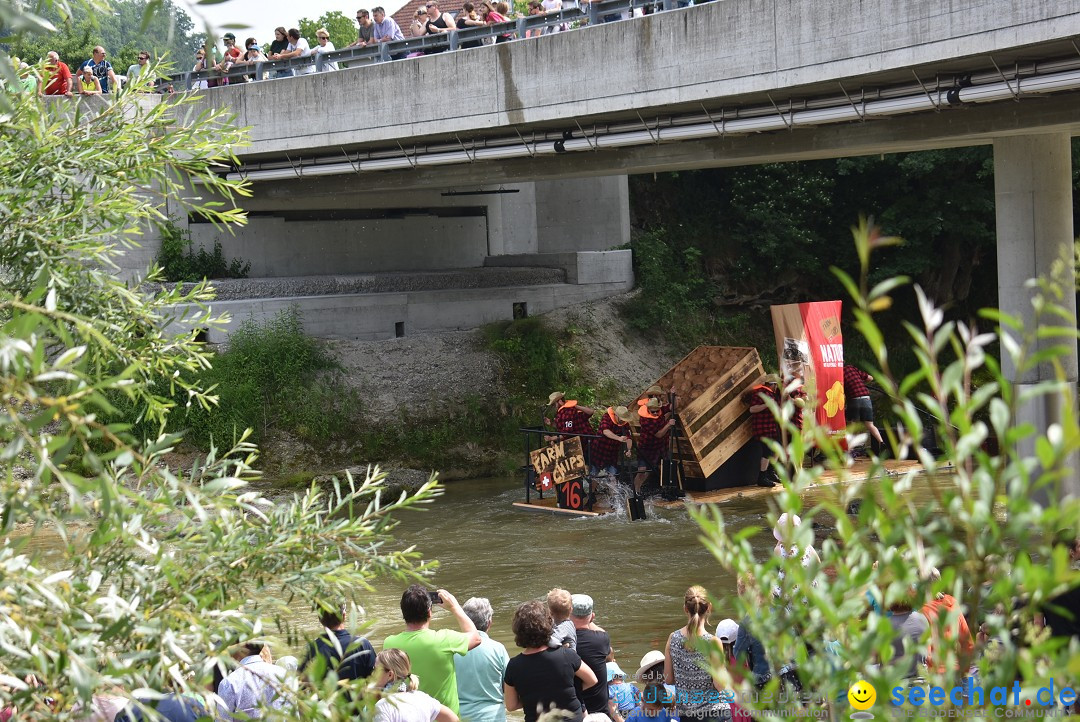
[{"x1": 994, "y1": 133, "x2": 1079, "y2": 499}]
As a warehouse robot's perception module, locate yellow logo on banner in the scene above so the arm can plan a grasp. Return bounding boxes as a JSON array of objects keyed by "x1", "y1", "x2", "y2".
[{"x1": 824, "y1": 381, "x2": 845, "y2": 418}]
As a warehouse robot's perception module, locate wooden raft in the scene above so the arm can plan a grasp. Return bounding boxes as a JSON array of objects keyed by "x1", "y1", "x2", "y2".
[
  {"x1": 652, "y1": 459, "x2": 947, "y2": 508},
  {"x1": 640, "y1": 346, "x2": 765, "y2": 484}
]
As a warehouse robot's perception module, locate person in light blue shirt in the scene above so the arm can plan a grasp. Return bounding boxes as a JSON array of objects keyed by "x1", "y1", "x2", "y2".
[{"x1": 455, "y1": 597, "x2": 510, "y2": 722}]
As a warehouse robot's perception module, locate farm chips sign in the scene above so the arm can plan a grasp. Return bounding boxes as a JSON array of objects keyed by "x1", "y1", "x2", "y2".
[{"x1": 530, "y1": 437, "x2": 587, "y2": 486}]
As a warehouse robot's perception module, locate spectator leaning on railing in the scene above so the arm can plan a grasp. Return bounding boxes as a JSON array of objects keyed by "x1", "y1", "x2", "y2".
[
  {"x1": 42, "y1": 51, "x2": 73, "y2": 97},
  {"x1": 456, "y1": 3, "x2": 486, "y2": 48},
  {"x1": 278, "y1": 28, "x2": 314, "y2": 75},
  {"x1": 312, "y1": 28, "x2": 338, "y2": 71},
  {"x1": 349, "y1": 9, "x2": 375, "y2": 48},
  {"x1": 80, "y1": 46, "x2": 117, "y2": 93},
  {"x1": 372, "y1": 7, "x2": 406, "y2": 59}
]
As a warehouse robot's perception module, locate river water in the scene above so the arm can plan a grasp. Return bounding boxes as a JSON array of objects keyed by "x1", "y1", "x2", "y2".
[
  {"x1": 314, "y1": 475, "x2": 833, "y2": 671},
  {"x1": 16, "y1": 473, "x2": 896, "y2": 671}
]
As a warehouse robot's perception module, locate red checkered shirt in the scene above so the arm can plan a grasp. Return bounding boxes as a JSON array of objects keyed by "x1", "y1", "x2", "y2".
[
  {"x1": 745, "y1": 385, "x2": 781, "y2": 440},
  {"x1": 791, "y1": 387, "x2": 809, "y2": 430},
  {"x1": 844, "y1": 365, "x2": 871, "y2": 399},
  {"x1": 637, "y1": 412, "x2": 669, "y2": 466},
  {"x1": 555, "y1": 403, "x2": 595, "y2": 440},
  {"x1": 591, "y1": 409, "x2": 630, "y2": 469}
]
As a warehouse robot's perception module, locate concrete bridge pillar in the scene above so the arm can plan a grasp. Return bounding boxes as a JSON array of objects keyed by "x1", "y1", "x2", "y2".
[{"x1": 993, "y1": 133, "x2": 1079, "y2": 499}]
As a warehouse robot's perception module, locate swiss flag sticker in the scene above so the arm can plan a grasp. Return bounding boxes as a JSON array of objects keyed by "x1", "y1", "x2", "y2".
[{"x1": 538, "y1": 472, "x2": 554, "y2": 491}]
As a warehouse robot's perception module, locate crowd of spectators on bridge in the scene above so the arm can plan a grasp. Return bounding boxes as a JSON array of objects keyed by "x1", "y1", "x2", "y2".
[
  {"x1": 15, "y1": 0, "x2": 707, "y2": 97},
  {"x1": 11, "y1": 524, "x2": 1079, "y2": 722}
]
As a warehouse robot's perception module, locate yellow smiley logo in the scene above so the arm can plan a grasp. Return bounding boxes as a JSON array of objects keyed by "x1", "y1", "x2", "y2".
[{"x1": 848, "y1": 680, "x2": 876, "y2": 711}]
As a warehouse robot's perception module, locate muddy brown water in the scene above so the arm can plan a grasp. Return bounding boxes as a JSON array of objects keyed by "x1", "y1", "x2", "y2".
[{"x1": 17, "y1": 473, "x2": 932, "y2": 670}]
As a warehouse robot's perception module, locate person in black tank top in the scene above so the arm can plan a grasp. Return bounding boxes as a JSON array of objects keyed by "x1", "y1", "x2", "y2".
[
  {"x1": 456, "y1": 2, "x2": 485, "y2": 48},
  {"x1": 415, "y1": 0, "x2": 454, "y2": 52}
]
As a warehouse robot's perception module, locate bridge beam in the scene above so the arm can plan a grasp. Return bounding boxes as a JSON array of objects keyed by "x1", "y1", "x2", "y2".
[{"x1": 993, "y1": 132, "x2": 1080, "y2": 499}]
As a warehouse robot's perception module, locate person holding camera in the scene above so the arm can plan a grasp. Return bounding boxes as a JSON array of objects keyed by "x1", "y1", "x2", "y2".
[{"x1": 384, "y1": 585, "x2": 483, "y2": 715}]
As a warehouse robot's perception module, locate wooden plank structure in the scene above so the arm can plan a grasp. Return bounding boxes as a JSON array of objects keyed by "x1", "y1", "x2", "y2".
[
  {"x1": 638, "y1": 346, "x2": 766, "y2": 489},
  {"x1": 653, "y1": 459, "x2": 950, "y2": 508},
  {"x1": 512, "y1": 497, "x2": 615, "y2": 516}
]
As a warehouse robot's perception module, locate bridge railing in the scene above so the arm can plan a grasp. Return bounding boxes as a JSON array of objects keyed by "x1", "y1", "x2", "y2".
[{"x1": 161, "y1": 0, "x2": 683, "y2": 90}]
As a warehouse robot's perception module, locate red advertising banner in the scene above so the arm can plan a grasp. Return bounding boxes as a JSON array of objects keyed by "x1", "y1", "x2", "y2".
[{"x1": 770, "y1": 301, "x2": 846, "y2": 435}]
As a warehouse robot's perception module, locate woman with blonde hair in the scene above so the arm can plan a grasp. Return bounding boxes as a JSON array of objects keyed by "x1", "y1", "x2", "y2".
[
  {"x1": 374, "y1": 649, "x2": 459, "y2": 722},
  {"x1": 663, "y1": 586, "x2": 729, "y2": 721}
]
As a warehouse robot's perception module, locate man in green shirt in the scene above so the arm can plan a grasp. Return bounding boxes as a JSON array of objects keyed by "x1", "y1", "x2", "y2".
[{"x1": 383, "y1": 585, "x2": 482, "y2": 714}]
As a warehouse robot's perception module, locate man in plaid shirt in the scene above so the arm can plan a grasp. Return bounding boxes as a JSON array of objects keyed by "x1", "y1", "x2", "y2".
[
  {"x1": 634, "y1": 397, "x2": 675, "y2": 493},
  {"x1": 545, "y1": 391, "x2": 597, "y2": 462},
  {"x1": 843, "y1": 364, "x2": 884, "y2": 454},
  {"x1": 745, "y1": 374, "x2": 783, "y2": 488},
  {"x1": 591, "y1": 405, "x2": 634, "y2": 478}
]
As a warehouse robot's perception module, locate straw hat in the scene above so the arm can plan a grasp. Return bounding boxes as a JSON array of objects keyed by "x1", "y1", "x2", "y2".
[
  {"x1": 645, "y1": 398, "x2": 661, "y2": 411},
  {"x1": 613, "y1": 405, "x2": 634, "y2": 423},
  {"x1": 548, "y1": 391, "x2": 565, "y2": 405},
  {"x1": 763, "y1": 373, "x2": 782, "y2": 385},
  {"x1": 645, "y1": 384, "x2": 663, "y2": 396}
]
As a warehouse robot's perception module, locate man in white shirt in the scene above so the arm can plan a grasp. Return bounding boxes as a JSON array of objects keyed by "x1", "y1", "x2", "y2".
[
  {"x1": 279, "y1": 28, "x2": 314, "y2": 74},
  {"x1": 217, "y1": 642, "x2": 290, "y2": 720}
]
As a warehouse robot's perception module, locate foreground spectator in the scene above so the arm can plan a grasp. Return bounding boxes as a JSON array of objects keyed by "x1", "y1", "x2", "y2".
[
  {"x1": 542, "y1": 0, "x2": 567, "y2": 32},
  {"x1": 664, "y1": 586, "x2": 729, "y2": 721},
  {"x1": 455, "y1": 597, "x2": 510, "y2": 722},
  {"x1": 525, "y1": 2, "x2": 544, "y2": 37},
  {"x1": 312, "y1": 28, "x2": 338, "y2": 70},
  {"x1": 217, "y1": 642, "x2": 290, "y2": 720},
  {"x1": 627, "y1": 683, "x2": 677, "y2": 722},
  {"x1": 350, "y1": 9, "x2": 375, "y2": 47},
  {"x1": 607, "y1": 662, "x2": 641, "y2": 718},
  {"x1": 384, "y1": 585, "x2": 482, "y2": 714},
  {"x1": 571, "y1": 595, "x2": 620, "y2": 721},
  {"x1": 301, "y1": 601, "x2": 376, "y2": 681},
  {"x1": 80, "y1": 46, "x2": 117, "y2": 93},
  {"x1": 42, "y1": 51, "x2": 72, "y2": 96},
  {"x1": 375, "y1": 649, "x2": 460, "y2": 722},
  {"x1": 125, "y1": 50, "x2": 150, "y2": 87},
  {"x1": 503, "y1": 600, "x2": 598, "y2": 722},
  {"x1": 547, "y1": 588, "x2": 576, "y2": 650},
  {"x1": 77, "y1": 65, "x2": 102, "y2": 95},
  {"x1": 115, "y1": 695, "x2": 208, "y2": 722}
]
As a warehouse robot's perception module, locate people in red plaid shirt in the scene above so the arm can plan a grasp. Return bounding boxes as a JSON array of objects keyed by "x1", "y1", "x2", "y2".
[
  {"x1": 634, "y1": 398, "x2": 675, "y2": 493},
  {"x1": 590, "y1": 405, "x2": 634, "y2": 477},
  {"x1": 843, "y1": 364, "x2": 884, "y2": 453},
  {"x1": 744, "y1": 374, "x2": 783, "y2": 488},
  {"x1": 544, "y1": 391, "x2": 597, "y2": 461}
]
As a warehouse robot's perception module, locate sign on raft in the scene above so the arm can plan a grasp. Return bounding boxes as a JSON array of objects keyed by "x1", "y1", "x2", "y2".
[
  {"x1": 530, "y1": 437, "x2": 588, "y2": 510},
  {"x1": 770, "y1": 300, "x2": 846, "y2": 435}
]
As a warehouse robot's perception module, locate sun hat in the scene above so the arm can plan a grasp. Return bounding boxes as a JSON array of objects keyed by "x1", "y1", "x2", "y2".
[
  {"x1": 773, "y1": 512, "x2": 802, "y2": 542},
  {"x1": 613, "y1": 405, "x2": 634, "y2": 423},
  {"x1": 715, "y1": 618, "x2": 740, "y2": 643},
  {"x1": 763, "y1": 373, "x2": 782, "y2": 385},
  {"x1": 636, "y1": 650, "x2": 665, "y2": 680},
  {"x1": 606, "y1": 661, "x2": 628, "y2": 682},
  {"x1": 571, "y1": 594, "x2": 594, "y2": 617},
  {"x1": 645, "y1": 384, "x2": 663, "y2": 396},
  {"x1": 548, "y1": 391, "x2": 565, "y2": 405}
]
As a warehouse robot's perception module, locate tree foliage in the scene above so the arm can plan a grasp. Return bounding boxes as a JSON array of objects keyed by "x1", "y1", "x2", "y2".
[
  {"x1": 694, "y1": 220, "x2": 1080, "y2": 717},
  {"x1": 0, "y1": 69, "x2": 441, "y2": 721},
  {"x1": 2, "y1": 0, "x2": 204, "y2": 77},
  {"x1": 298, "y1": 10, "x2": 357, "y2": 52}
]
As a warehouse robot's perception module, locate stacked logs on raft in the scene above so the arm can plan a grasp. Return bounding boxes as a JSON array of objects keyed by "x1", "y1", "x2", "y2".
[{"x1": 635, "y1": 346, "x2": 766, "y2": 479}]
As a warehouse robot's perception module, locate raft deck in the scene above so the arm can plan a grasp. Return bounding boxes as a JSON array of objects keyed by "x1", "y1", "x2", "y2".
[
  {"x1": 512, "y1": 496, "x2": 615, "y2": 517},
  {"x1": 653, "y1": 459, "x2": 948, "y2": 509}
]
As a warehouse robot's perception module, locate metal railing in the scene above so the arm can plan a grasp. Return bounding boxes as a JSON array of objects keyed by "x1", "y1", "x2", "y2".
[{"x1": 161, "y1": 0, "x2": 689, "y2": 91}]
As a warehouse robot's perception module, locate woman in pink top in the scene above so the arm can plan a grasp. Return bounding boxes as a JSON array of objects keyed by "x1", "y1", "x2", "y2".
[{"x1": 480, "y1": 0, "x2": 511, "y2": 42}]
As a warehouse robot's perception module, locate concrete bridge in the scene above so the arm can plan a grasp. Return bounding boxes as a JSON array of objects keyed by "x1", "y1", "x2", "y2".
[{"x1": 165, "y1": 0, "x2": 1080, "y2": 489}]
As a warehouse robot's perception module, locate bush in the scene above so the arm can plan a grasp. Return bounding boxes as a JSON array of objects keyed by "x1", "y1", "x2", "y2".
[
  {"x1": 157, "y1": 217, "x2": 250, "y2": 281},
  {"x1": 694, "y1": 219, "x2": 1080, "y2": 717},
  {"x1": 165, "y1": 306, "x2": 361, "y2": 448}
]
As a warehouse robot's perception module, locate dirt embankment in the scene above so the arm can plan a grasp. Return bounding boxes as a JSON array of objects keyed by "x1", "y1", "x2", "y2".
[{"x1": 257, "y1": 291, "x2": 682, "y2": 484}]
